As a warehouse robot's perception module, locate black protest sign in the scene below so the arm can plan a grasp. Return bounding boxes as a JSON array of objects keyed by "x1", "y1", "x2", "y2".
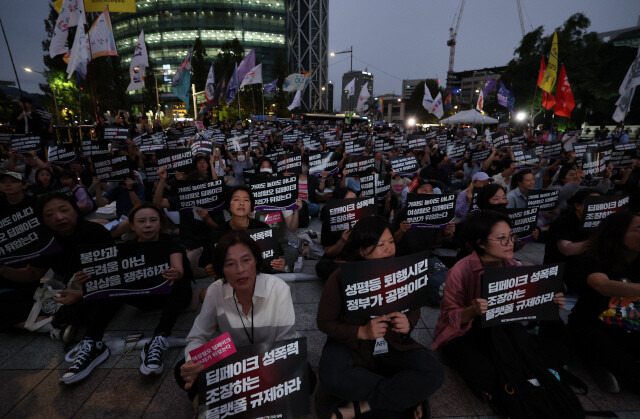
[
  {"x1": 390, "y1": 156, "x2": 419, "y2": 176},
  {"x1": 344, "y1": 138, "x2": 367, "y2": 155},
  {"x1": 610, "y1": 144, "x2": 636, "y2": 169},
  {"x1": 135, "y1": 132, "x2": 167, "y2": 153},
  {"x1": 103, "y1": 127, "x2": 128, "y2": 149},
  {"x1": 513, "y1": 150, "x2": 539, "y2": 168},
  {"x1": 446, "y1": 143, "x2": 467, "y2": 161},
  {"x1": 144, "y1": 165, "x2": 160, "y2": 183},
  {"x1": 572, "y1": 142, "x2": 598, "y2": 163},
  {"x1": 243, "y1": 168, "x2": 257, "y2": 179},
  {"x1": 374, "y1": 135, "x2": 394, "y2": 152},
  {"x1": 526, "y1": 189, "x2": 559, "y2": 211},
  {"x1": 190, "y1": 139, "x2": 215, "y2": 156},
  {"x1": 344, "y1": 156, "x2": 374, "y2": 176},
  {"x1": 47, "y1": 144, "x2": 77, "y2": 164},
  {"x1": 506, "y1": 208, "x2": 538, "y2": 240},
  {"x1": 309, "y1": 151, "x2": 338, "y2": 175},
  {"x1": 543, "y1": 142, "x2": 563, "y2": 158},
  {"x1": 276, "y1": 153, "x2": 302, "y2": 175},
  {"x1": 302, "y1": 134, "x2": 322, "y2": 150},
  {"x1": 197, "y1": 338, "x2": 310, "y2": 419},
  {"x1": 359, "y1": 174, "x2": 377, "y2": 198},
  {"x1": 481, "y1": 263, "x2": 563, "y2": 327},
  {"x1": 10, "y1": 135, "x2": 41, "y2": 152},
  {"x1": 581, "y1": 150, "x2": 609, "y2": 177},
  {"x1": 340, "y1": 251, "x2": 430, "y2": 321},
  {"x1": 405, "y1": 193, "x2": 456, "y2": 228},
  {"x1": 0, "y1": 133, "x2": 10, "y2": 146},
  {"x1": 246, "y1": 228, "x2": 281, "y2": 266},
  {"x1": 93, "y1": 155, "x2": 131, "y2": 181},
  {"x1": 407, "y1": 135, "x2": 427, "y2": 150},
  {"x1": 81, "y1": 140, "x2": 109, "y2": 157},
  {"x1": 393, "y1": 135, "x2": 405, "y2": 148},
  {"x1": 493, "y1": 134, "x2": 510, "y2": 148},
  {"x1": 324, "y1": 197, "x2": 377, "y2": 233},
  {"x1": 176, "y1": 180, "x2": 225, "y2": 211},
  {"x1": 227, "y1": 135, "x2": 250, "y2": 152},
  {"x1": 375, "y1": 174, "x2": 391, "y2": 200},
  {"x1": 248, "y1": 174, "x2": 298, "y2": 211},
  {"x1": 582, "y1": 194, "x2": 630, "y2": 229},
  {"x1": 79, "y1": 241, "x2": 172, "y2": 300},
  {"x1": 157, "y1": 148, "x2": 194, "y2": 173},
  {"x1": 0, "y1": 202, "x2": 60, "y2": 265},
  {"x1": 281, "y1": 133, "x2": 300, "y2": 146},
  {"x1": 598, "y1": 139, "x2": 613, "y2": 149}
]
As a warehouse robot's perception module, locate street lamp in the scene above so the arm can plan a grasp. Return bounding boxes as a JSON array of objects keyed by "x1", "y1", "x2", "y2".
[
  {"x1": 330, "y1": 46, "x2": 353, "y2": 72},
  {"x1": 24, "y1": 67, "x2": 60, "y2": 123}
]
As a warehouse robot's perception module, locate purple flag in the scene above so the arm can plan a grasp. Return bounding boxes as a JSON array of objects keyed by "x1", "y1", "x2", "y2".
[
  {"x1": 264, "y1": 78, "x2": 278, "y2": 93},
  {"x1": 483, "y1": 77, "x2": 497, "y2": 99},
  {"x1": 497, "y1": 82, "x2": 510, "y2": 108},
  {"x1": 226, "y1": 64, "x2": 239, "y2": 104},
  {"x1": 236, "y1": 49, "x2": 256, "y2": 84}
]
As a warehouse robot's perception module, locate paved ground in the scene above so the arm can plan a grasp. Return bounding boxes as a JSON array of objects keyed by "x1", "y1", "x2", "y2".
[{"x1": 2, "y1": 236, "x2": 639, "y2": 418}]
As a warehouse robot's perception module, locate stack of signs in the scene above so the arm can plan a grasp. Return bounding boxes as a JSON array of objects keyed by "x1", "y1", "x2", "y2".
[
  {"x1": 446, "y1": 144, "x2": 467, "y2": 161},
  {"x1": 276, "y1": 153, "x2": 302, "y2": 175},
  {"x1": 506, "y1": 208, "x2": 539, "y2": 241},
  {"x1": 246, "y1": 228, "x2": 281, "y2": 266},
  {"x1": 197, "y1": 338, "x2": 310, "y2": 419},
  {"x1": 481, "y1": 263, "x2": 564, "y2": 327},
  {"x1": 610, "y1": 144, "x2": 637, "y2": 169},
  {"x1": 10, "y1": 135, "x2": 41, "y2": 152},
  {"x1": 582, "y1": 194, "x2": 630, "y2": 229},
  {"x1": 103, "y1": 127, "x2": 129, "y2": 149},
  {"x1": 405, "y1": 193, "x2": 456, "y2": 228},
  {"x1": 513, "y1": 150, "x2": 540, "y2": 169},
  {"x1": 135, "y1": 132, "x2": 167, "y2": 153},
  {"x1": 581, "y1": 149, "x2": 609, "y2": 177},
  {"x1": 248, "y1": 174, "x2": 298, "y2": 211},
  {"x1": 79, "y1": 241, "x2": 172, "y2": 300},
  {"x1": 374, "y1": 135, "x2": 394, "y2": 153},
  {"x1": 157, "y1": 149, "x2": 194, "y2": 174},
  {"x1": 324, "y1": 197, "x2": 377, "y2": 232},
  {"x1": 340, "y1": 251, "x2": 430, "y2": 320},
  {"x1": 543, "y1": 142, "x2": 563, "y2": 158},
  {"x1": 493, "y1": 134, "x2": 510, "y2": 148},
  {"x1": 309, "y1": 151, "x2": 338, "y2": 175},
  {"x1": 47, "y1": 144, "x2": 77, "y2": 164},
  {"x1": 227, "y1": 135, "x2": 250, "y2": 153},
  {"x1": 471, "y1": 148, "x2": 492, "y2": 163},
  {"x1": 344, "y1": 156, "x2": 374, "y2": 176},
  {"x1": 526, "y1": 190, "x2": 559, "y2": 211},
  {"x1": 0, "y1": 202, "x2": 59, "y2": 265},
  {"x1": 190, "y1": 139, "x2": 215, "y2": 156},
  {"x1": 407, "y1": 135, "x2": 427, "y2": 150},
  {"x1": 390, "y1": 156, "x2": 419, "y2": 177},
  {"x1": 176, "y1": 180, "x2": 225, "y2": 211},
  {"x1": 344, "y1": 138, "x2": 367, "y2": 155},
  {"x1": 81, "y1": 140, "x2": 109, "y2": 157},
  {"x1": 93, "y1": 155, "x2": 131, "y2": 181}
]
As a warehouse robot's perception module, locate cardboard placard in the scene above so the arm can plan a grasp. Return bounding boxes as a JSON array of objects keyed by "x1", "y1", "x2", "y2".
[
  {"x1": 276, "y1": 153, "x2": 302, "y2": 175},
  {"x1": 481, "y1": 263, "x2": 564, "y2": 327},
  {"x1": 246, "y1": 228, "x2": 281, "y2": 266},
  {"x1": 156, "y1": 148, "x2": 194, "y2": 173},
  {"x1": 390, "y1": 156, "x2": 419, "y2": 177},
  {"x1": 248, "y1": 174, "x2": 298, "y2": 211},
  {"x1": 543, "y1": 142, "x2": 563, "y2": 158},
  {"x1": 374, "y1": 135, "x2": 395, "y2": 152},
  {"x1": 513, "y1": 150, "x2": 539, "y2": 169},
  {"x1": 10, "y1": 135, "x2": 41, "y2": 152},
  {"x1": 47, "y1": 144, "x2": 77, "y2": 164},
  {"x1": 309, "y1": 151, "x2": 339, "y2": 175},
  {"x1": 526, "y1": 189, "x2": 559, "y2": 211},
  {"x1": 506, "y1": 208, "x2": 539, "y2": 240},
  {"x1": 582, "y1": 194, "x2": 630, "y2": 229},
  {"x1": 81, "y1": 140, "x2": 109, "y2": 157},
  {"x1": 446, "y1": 143, "x2": 467, "y2": 161},
  {"x1": 344, "y1": 156, "x2": 374, "y2": 176},
  {"x1": 189, "y1": 333, "x2": 237, "y2": 370},
  {"x1": 405, "y1": 193, "x2": 456, "y2": 228},
  {"x1": 581, "y1": 150, "x2": 609, "y2": 177},
  {"x1": 176, "y1": 179, "x2": 225, "y2": 211},
  {"x1": 93, "y1": 155, "x2": 131, "y2": 181},
  {"x1": 344, "y1": 138, "x2": 367, "y2": 155},
  {"x1": 610, "y1": 144, "x2": 636, "y2": 169},
  {"x1": 324, "y1": 197, "x2": 377, "y2": 233},
  {"x1": 227, "y1": 135, "x2": 250, "y2": 153},
  {"x1": 407, "y1": 135, "x2": 427, "y2": 150}
]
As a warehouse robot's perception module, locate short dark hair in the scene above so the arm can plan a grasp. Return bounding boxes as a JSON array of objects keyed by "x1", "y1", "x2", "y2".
[
  {"x1": 477, "y1": 183, "x2": 507, "y2": 210},
  {"x1": 510, "y1": 169, "x2": 533, "y2": 190},
  {"x1": 343, "y1": 215, "x2": 392, "y2": 261},
  {"x1": 566, "y1": 189, "x2": 599, "y2": 214},
  {"x1": 228, "y1": 185, "x2": 255, "y2": 211},
  {"x1": 37, "y1": 192, "x2": 81, "y2": 223},
  {"x1": 59, "y1": 170, "x2": 78, "y2": 184},
  {"x1": 587, "y1": 211, "x2": 639, "y2": 272},
  {"x1": 465, "y1": 210, "x2": 512, "y2": 256},
  {"x1": 213, "y1": 230, "x2": 263, "y2": 281},
  {"x1": 556, "y1": 164, "x2": 578, "y2": 185}
]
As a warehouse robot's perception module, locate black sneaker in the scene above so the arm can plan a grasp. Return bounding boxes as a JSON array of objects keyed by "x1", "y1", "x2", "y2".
[
  {"x1": 60, "y1": 339, "x2": 109, "y2": 385},
  {"x1": 140, "y1": 335, "x2": 169, "y2": 375}
]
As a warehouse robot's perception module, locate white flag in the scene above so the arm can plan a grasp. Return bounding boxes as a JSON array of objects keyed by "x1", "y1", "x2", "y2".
[
  {"x1": 127, "y1": 30, "x2": 149, "y2": 91},
  {"x1": 282, "y1": 73, "x2": 310, "y2": 92},
  {"x1": 431, "y1": 92, "x2": 444, "y2": 119},
  {"x1": 612, "y1": 86, "x2": 636, "y2": 123},
  {"x1": 50, "y1": 0, "x2": 85, "y2": 58},
  {"x1": 204, "y1": 64, "x2": 215, "y2": 102},
  {"x1": 356, "y1": 82, "x2": 371, "y2": 113},
  {"x1": 239, "y1": 63, "x2": 263, "y2": 88},
  {"x1": 287, "y1": 90, "x2": 302, "y2": 111},
  {"x1": 476, "y1": 89, "x2": 484, "y2": 112},
  {"x1": 66, "y1": 14, "x2": 90, "y2": 79},
  {"x1": 345, "y1": 78, "x2": 356, "y2": 97},
  {"x1": 88, "y1": 8, "x2": 117, "y2": 59},
  {"x1": 619, "y1": 45, "x2": 640, "y2": 95},
  {"x1": 422, "y1": 83, "x2": 434, "y2": 111}
]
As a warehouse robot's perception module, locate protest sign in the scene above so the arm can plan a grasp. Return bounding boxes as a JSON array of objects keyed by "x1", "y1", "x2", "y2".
[
  {"x1": 582, "y1": 194, "x2": 630, "y2": 229},
  {"x1": 93, "y1": 155, "x2": 131, "y2": 181},
  {"x1": 103, "y1": 127, "x2": 129, "y2": 143},
  {"x1": 610, "y1": 144, "x2": 636, "y2": 169},
  {"x1": 344, "y1": 156, "x2": 374, "y2": 176},
  {"x1": 471, "y1": 148, "x2": 492, "y2": 163},
  {"x1": 227, "y1": 135, "x2": 250, "y2": 152},
  {"x1": 197, "y1": 338, "x2": 309, "y2": 419},
  {"x1": 340, "y1": 251, "x2": 430, "y2": 321},
  {"x1": 407, "y1": 135, "x2": 427, "y2": 150},
  {"x1": 10, "y1": 135, "x2": 41, "y2": 152},
  {"x1": 581, "y1": 150, "x2": 609, "y2": 177},
  {"x1": 276, "y1": 153, "x2": 302, "y2": 175},
  {"x1": 309, "y1": 151, "x2": 338, "y2": 175},
  {"x1": 302, "y1": 134, "x2": 322, "y2": 150},
  {"x1": 446, "y1": 143, "x2": 467, "y2": 161},
  {"x1": 375, "y1": 173, "x2": 391, "y2": 200},
  {"x1": 513, "y1": 150, "x2": 539, "y2": 168},
  {"x1": 189, "y1": 333, "x2": 237, "y2": 370},
  {"x1": 47, "y1": 144, "x2": 77, "y2": 164},
  {"x1": 81, "y1": 140, "x2": 109, "y2": 157},
  {"x1": 0, "y1": 133, "x2": 10, "y2": 146},
  {"x1": 543, "y1": 142, "x2": 563, "y2": 158},
  {"x1": 157, "y1": 148, "x2": 194, "y2": 173},
  {"x1": 248, "y1": 174, "x2": 298, "y2": 211},
  {"x1": 390, "y1": 156, "x2": 419, "y2": 176},
  {"x1": 405, "y1": 193, "x2": 456, "y2": 228},
  {"x1": 324, "y1": 197, "x2": 377, "y2": 233},
  {"x1": 506, "y1": 208, "x2": 539, "y2": 240},
  {"x1": 374, "y1": 135, "x2": 395, "y2": 152},
  {"x1": 144, "y1": 165, "x2": 160, "y2": 183},
  {"x1": 526, "y1": 189, "x2": 559, "y2": 211},
  {"x1": 344, "y1": 138, "x2": 367, "y2": 155},
  {"x1": 493, "y1": 134, "x2": 510, "y2": 148},
  {"x1": 134, "y1": 132, "x2": 167, "y2": 152},
  {"x1": 246, "y1": 228, "x2": 281, "y2": 266},
  {"x1": 177, "y1": 180, "x2": 225, "y2": 211},
  {"x1": 79, "y1": 241, "x2": 172, "y2": 300},
  {"x1": 0, "y1": 202, "x2": 59, "y2": 265},
  {"x1": 481, "y1": 263, "x2": 564, "y2": 327}
]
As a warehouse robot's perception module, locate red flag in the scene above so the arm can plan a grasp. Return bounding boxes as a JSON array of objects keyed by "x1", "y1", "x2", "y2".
[
  {"x1": 554, "y1": 64, "x2": 575, "y2": 118},
  {"x1": 537, "y1": 57, "x2": 546, "y2": 87},
  {"x1": 542, "y1": 90, "x2": 555, "y2": 110}
]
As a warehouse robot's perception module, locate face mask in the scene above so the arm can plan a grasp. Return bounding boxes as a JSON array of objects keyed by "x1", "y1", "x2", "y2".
[
  {"x1": 237, "y1": 155, "x2": 246, "y2": 162},
  {"x1": 260, "y1": 167, "x2": 273, "y2": 174}
]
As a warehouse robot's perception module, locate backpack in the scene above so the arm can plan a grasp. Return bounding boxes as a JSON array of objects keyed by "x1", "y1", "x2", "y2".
[{"x1": 297, "y1": 230, "x2": 324, "y2": 260}]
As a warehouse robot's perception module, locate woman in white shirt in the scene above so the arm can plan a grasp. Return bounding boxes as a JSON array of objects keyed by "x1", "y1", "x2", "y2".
[{"x1": 176, "y1": 230, "x2": 296, "y2": 399}]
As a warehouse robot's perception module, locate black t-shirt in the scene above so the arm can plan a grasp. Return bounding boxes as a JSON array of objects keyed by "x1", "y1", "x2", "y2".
[
  {"x1": 544, "y1": 212, "x2": 589, "y2": 264},
  {"x1": 167, "y1": 196, "x2": 224, "y2": 250},
  {"x1": 391, "y1": 205, "x2": 437, "y2": 256}
]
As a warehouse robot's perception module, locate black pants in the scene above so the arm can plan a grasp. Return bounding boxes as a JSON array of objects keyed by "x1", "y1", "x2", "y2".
[
  {"x1": 85, "y1": 277, "x2": 192, "y2": 340},
  {"x1": 315, "y1": 255, "x2": 340, "y2": 282},
  {"x1": 0, "y1": 285, "x2": 39, "y2": 330},
  {"x1": 319, "y1": 341, "x2": 443, "y2": 414}
]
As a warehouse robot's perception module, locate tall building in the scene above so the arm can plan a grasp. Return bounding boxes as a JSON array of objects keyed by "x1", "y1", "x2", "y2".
[
  {"x1": 111, "y1": 0, "x2": 287, "y2": 110},
  {"x1": 341, "y1": 70, "x2": 373, "y2": 112},
  {"x1": 402, "y1": 79, "x2": 424, "y2": 100},
  {"x1": 286, "y1": 0, "x2": 329, "y2": 112},
  {"x1": 449, "y1": 66, "x2": 505, "y2": 105}
]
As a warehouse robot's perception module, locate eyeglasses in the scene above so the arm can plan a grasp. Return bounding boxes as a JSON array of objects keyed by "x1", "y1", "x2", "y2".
[{"x1": 486, "y1": 234, "x2": 518, "y2": 246}]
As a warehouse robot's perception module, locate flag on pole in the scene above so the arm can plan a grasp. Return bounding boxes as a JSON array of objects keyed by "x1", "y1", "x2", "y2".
[
  {"x1": 263, "y1": 78, "x2": 278, "y2": 93},
  {"x1": 376, "y1": 97, "x2": 383, "y2": 114},
  {"x1": 444, "y1": 92, "x2": 452, "y2": 111},
  {"x1": 483, "y1": 77, "x2": 497, "y2": 99},
  {"x1": 497, "y1": 82, "x2": 511, "y2": 109},
  {"x1": 422, "y1": 83, "x2": 434, "y2": 111},
  {"x1": 541, "y1": 90, "x2": 555, "y2": 110},
  {"x1": 282, "y1": 73, "x2": 310, "y2": 91},
  {"x1": 612, "y1": 87, "x2": 635, "y2": 123},
  {"x1": 554, "y1": 64, "x2": 575, "y2": 118},
  {"x1": 89, "y1": 8, "x2": 117, "y2": 59},
  {"x1": 356, "y1": 82, "x2": 370, "y2": 113},
  {"x1": 236, "y1": 49, "x2": 256, "y2": 83},
  {"x1": 204, "y1": 64, "x2": 215, "y2": 102},
  {"x1": 537, "y1": 57, "x2": 546, "y2": 87},
  {"x1": 287, "y1": 90, "x2": 302, "y2": 111},
  {"x1": 172, "y1": 46, "x2": 193, "y2": 110},
  {"x1": 50, "y1": 0, "x2": 85, "y2": 58},
  {"x1": 476, "y1": 89, "x2": 484, "y2": 112},
  {"x1": 239, "y1": 63, "x2": 263, "y2": 88},
  {"x1": 618, "y1": 45, "x2": 640, "y2": 95},
  {"x1": 539, "y1": 32, "x2": 559, "y2": 94},
  {"x1": 211, "y1": 73, "x2": 228, "y2": 108},
  {"x1": 431, "y1": 92, "x2": 444, "y2": 119},
  {"x1": 66, "y1": 14, "x2": 90, "y2": 79},
  {"x1": 344, "y1": 78, "x2": 356, "y2": 97},
  {"x1": 225, "y1": 63, "x2": 239, "y2": 104},
  {"x1": 127, "y1": 30, "x2": 148, "y2": 91}
]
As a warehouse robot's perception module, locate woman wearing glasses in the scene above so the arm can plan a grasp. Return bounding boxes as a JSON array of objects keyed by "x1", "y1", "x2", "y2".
[{"x1": 431, "y1": 211, "x2": 565, "y2": 404}]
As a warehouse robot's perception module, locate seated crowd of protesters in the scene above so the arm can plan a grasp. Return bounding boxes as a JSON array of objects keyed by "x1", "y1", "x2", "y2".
[{"x1": 1, "y1": 112, "x2": 639, "y2": 418}]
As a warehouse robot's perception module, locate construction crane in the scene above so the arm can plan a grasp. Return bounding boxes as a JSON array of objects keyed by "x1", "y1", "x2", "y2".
[
  {"x1": 516, "y1": 0, "x2": 526, "y2": 37},
  {"x1": 445, "y1": 0, "x2": 465, "y2": 91}
]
